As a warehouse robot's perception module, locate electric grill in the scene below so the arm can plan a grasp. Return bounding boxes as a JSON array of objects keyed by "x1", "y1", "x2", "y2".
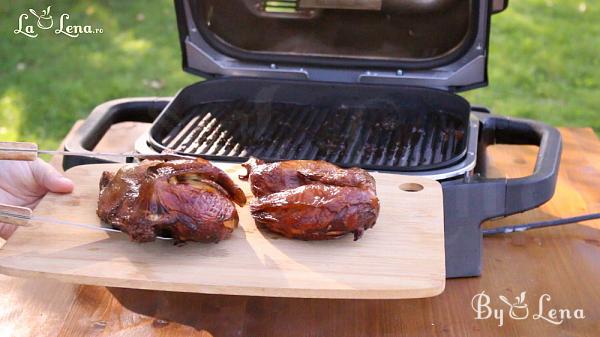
[{"x1": 62, "y1": 0, "x2": 562, "y2": 278}]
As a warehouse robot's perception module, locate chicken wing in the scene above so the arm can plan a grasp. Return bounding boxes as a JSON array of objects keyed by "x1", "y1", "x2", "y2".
[{"x1": 97, "y1": 158, "x2": 246, "y2": 243}]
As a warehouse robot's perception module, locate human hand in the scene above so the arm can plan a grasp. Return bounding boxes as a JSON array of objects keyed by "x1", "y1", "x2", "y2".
[{"x1": 0, "y1": 159, "x2": 74, "y2": 239}]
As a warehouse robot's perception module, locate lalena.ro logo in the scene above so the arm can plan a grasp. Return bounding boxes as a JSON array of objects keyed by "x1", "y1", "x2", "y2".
[
  {"x1": 14, "y1": 5, "x2": 103, "y2": 38},
  {"x1": 472, "y1": 291, "x2": 585, "y2": 327}
]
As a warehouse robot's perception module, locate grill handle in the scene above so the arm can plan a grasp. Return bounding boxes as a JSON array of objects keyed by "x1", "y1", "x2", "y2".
[
  {"x1": 443, "y1": 114, "x2": 561, "y2": 278},
  {"x1": 63, "y1": 97, "x2": 171, "y2": 170},
  {"x1": 478, "y1": 114, "x2": 563, "y2": 217}
]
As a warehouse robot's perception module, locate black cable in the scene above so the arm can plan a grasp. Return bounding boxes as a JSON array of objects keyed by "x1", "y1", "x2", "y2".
[{"x1": 482, "y1": 212, "x2": 600, "y2": 236}]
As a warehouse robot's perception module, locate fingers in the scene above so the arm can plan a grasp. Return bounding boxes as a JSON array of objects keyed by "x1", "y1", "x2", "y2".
[
  {"x1": 30, "y1": 159, "x2": 74, "y2": 194},
  {"x1": 0, "y1": 223, "x2": 17, "y2": 240}
]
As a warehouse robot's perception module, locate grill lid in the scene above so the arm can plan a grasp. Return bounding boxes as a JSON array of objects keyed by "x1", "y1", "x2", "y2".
[{"x1": 174, "y1": 0, "x2": 507, "y2": 91}]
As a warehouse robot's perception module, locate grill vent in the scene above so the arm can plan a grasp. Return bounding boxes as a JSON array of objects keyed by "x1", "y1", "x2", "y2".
[
  {"x1": 263, "y1": 0, "x2": 298, "y2": 13},
  {"x1": 156, "y1": 100, "x2": 467, "y2": 171}
]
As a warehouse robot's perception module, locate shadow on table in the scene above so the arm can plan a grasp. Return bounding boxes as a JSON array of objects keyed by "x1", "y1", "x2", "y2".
[{"x1": 105, "y1": 206, "x2": 600, "y2": 337}]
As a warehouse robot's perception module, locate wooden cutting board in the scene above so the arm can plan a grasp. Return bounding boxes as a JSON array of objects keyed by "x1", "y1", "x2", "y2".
[{"x1": 0, "y1": 163, "x2": 445, "y2": 299}]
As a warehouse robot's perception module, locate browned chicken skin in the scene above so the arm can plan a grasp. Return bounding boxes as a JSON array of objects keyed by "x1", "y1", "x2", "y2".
[
  {"x1": 97, "y1": 158, "x2": 246, "y2": 243},
  {"x1": 241, "y1": 158, "x2": 379, "y2": 240},
  {"x1": 240, "y1": 158, "x2": 377, "y2": 196}
]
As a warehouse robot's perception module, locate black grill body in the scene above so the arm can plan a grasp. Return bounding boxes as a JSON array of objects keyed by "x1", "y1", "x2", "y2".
[{"x1": 63, "y1": 81, "x2": 561, "y2": 278}]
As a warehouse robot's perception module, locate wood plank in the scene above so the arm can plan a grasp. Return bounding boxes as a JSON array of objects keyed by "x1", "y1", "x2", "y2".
[{"x1": 0, "y1": 163, "x2": 445, "y2": 299}]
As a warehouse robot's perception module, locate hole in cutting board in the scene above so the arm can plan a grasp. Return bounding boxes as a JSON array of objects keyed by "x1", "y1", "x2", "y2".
[{"x1": 399, "y1": 183, "x2": 424, "y2": 192}]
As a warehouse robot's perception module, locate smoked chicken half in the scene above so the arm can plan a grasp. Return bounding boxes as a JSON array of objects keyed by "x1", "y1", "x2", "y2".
[
  {"x1": 97, "y1": 158, "x2": 246, "y2": 243},
  {"x1": 241, "y1": 158, "x2": 379, "y2": 241}
]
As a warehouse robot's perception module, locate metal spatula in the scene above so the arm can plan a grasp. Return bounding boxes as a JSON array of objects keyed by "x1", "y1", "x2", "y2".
[
  {"x1": 0, "y1": 203, "x2": 172, "y2": 240},
  {"x1": 0, "y1": 142, "x2": 193, "y2": 162}
]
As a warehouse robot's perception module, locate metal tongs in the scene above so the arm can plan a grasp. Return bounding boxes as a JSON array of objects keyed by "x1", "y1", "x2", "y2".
[
  {"x1": 0, "y1": 141, "x2": 177, "y2": 240},
  {"x1": 0, "y1": 203, "x2": 172, "y2": 240},
  {"x1": 0, "y1": 141, "x2": 194, "y2": 162}
]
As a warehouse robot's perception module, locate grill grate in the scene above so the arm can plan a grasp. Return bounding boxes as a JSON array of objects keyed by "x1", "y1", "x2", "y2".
[{"x1": 156, "y1": 100, "x2": 467, "y2": 171}]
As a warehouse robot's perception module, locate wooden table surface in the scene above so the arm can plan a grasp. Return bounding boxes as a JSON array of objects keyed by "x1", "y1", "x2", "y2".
[{"x1": 0, "y1": 122, "x2": 599, "y2": 337}]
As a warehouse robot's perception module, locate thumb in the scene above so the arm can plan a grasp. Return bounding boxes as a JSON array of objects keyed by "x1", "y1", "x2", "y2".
[{"x1": 30, "y1": 159, "x2": 74, "y2": 194}]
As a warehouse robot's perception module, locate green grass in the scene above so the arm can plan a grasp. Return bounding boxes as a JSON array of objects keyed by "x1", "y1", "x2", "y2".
[
  {"x1": 0, "y1": 0, "x2": 197, "y2": 150},
  {"x1": 463, "y1": 0, "x2": 600, "y2": 132},
  {"x1": 1, "y1": 0, "x2": 598, "y2": 150}
]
